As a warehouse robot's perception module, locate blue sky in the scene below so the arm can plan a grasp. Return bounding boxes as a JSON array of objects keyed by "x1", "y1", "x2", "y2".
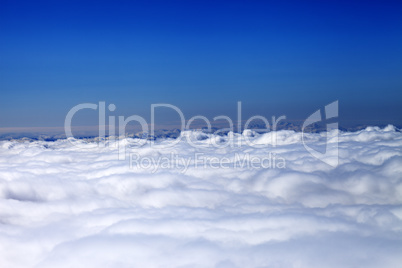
[{"x1": 1, "y1": 0, "x2": 401, "y2": 129}]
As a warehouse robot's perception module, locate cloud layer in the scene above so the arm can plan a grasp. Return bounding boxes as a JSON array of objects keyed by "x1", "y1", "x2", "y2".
[{"x1": 1, "y1": 126, "x2": 402, "y2": 268}]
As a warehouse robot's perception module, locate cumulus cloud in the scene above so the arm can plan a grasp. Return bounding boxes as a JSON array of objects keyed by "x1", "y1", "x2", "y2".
[{"x1": 0, "y1": 126, "x2": 402, "y2": 267}]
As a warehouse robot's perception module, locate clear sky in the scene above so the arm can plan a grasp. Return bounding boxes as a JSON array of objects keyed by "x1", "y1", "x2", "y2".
[{"x1": 1, "y1": 0, "x2": 401, "y2": 130}]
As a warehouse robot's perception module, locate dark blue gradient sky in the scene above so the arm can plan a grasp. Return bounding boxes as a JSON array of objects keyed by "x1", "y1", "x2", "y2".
[{"x1": 1, "y1": 0, "x2": 401, "y2": 128}]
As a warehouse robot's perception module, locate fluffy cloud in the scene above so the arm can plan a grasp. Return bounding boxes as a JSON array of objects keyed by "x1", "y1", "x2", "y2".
[{"x1": 0, "y1": 126, "x2": 401, "y2": 267}]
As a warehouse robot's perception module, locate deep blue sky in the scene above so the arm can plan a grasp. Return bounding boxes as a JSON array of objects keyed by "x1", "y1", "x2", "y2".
[{"x1": 1, "y1": 0, "x2": 401, "y2": 129}]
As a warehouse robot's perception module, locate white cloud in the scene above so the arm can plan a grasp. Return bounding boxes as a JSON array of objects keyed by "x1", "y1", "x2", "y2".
[{"x1": 0, "y1": 126, "x2": 401, "y2": 267}]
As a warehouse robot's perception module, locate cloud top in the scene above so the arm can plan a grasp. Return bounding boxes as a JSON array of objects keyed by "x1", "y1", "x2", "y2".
[{"x1": 0, "y1": 126, "x2": 401, "y2": 267}]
